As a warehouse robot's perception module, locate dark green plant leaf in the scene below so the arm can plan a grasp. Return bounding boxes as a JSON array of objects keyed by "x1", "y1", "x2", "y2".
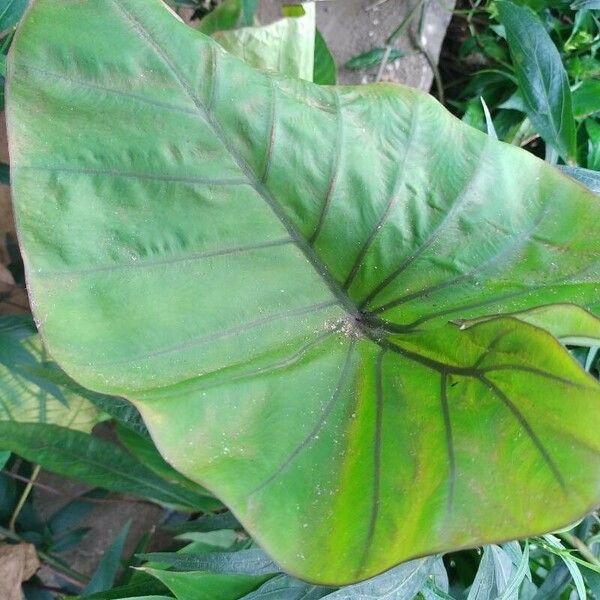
[
  {"x1": 0, "y1": 161, "x2": 9, "y2": 184},
  {"x1": 573, "y1": 79, "x2": 600, "y2": 119},
  {"x1": 467, "y1": 548, "x2": 495, "y2": 600},
  {"x1": 345, "y1": 47, "x2": 406, "y2": 70},
  {"x1": 238, "y1": 574, "x2": 332, "y2": 599},
  {"x1": 138, "y1": 549, "x2": 278, "y2": 575},
  {"x1": 313, "y1": 29, "x2": 336, "y2": 85},
  {"x1": 559, "y1": 165, "x2": 600, "y2": 194},
  {"x1": 0, "y1": 0, "x2": 27, "y2": 31},
  {"x1": 8, "y1": 0, "x2": 600, "y2": 585},
  {"x1": 48, "y1": 488, "x2": 108, "y2": 534},
  {"x1": 0, "y1": 450, "x2": 10, "y2": 470},
  {"x1": 168, "y1": 512, "x2": 241, "y2": 535},
  {"x1": 497, "y1": 0, "x2": 576, "y2": 161},
  {"x1": 326, "y1": 558, "x2": 433, "y2": 599},
  {"x1": 75, "y1": 579, "x2": 171, "y2": 600},
  {"x1": 0, "y1": 316, "x2": 101, "y2": 431},
  {"x1": 0, "y1": 422, "x2": 216, "y2": 510},
  {"x1": 197, "y1": 0, "x2": 242, "y2": 35},
  {"x1": 83, "y1": 521, "x2": 131, "y2": 595},
  {"x1": 142, "y1": 568, "x2": 271, "y2": 600},
  {"x1": 586, "y1": 119, "x2": 600, "y2": 171},
  {"x1": 116, "y1": 424, "x2": 219, "y2": 504},
  {"x1": 570, "y1": 0, "x2": 600, "y2": 8},
  {"x1": 49, "y1": 526, "x2": 93, "y2": 554}
]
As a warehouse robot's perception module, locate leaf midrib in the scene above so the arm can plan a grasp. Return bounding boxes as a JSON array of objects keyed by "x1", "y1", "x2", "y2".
[{"x1": 112, "y1": 0, "x2": 359, "y2": 320}]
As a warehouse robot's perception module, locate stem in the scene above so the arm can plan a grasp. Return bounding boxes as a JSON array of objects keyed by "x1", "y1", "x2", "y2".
[
  {"x1": 558, "y1": 532, "x2": 600, "y2": 569},
  {"x1": 9, "y1": 464, "x2": 41, "y2": 532},
  {"x1": 38, "y1": 554, "x2": 86, "y2": 588}
]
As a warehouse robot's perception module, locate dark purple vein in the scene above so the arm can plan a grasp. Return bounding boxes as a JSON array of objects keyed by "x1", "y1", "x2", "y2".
[
  {"x1": 479, "y1": 375, "x2": 566, "y2": 491},
  {"x1": 248, "y1": 340, "x2": 356, "y2": 495},
  {"x1": 309, "y1": 94, "x2": 343, "y2": 246},
  {"x1": 358, "y1": 348, "x2": 386, "y2": 571},
  {"x1": 440, "y1": 374, "x2": 456, "y2": 513}
]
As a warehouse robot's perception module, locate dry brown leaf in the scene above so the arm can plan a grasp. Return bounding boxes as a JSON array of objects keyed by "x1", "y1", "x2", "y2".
[{"x1": 0, "y1": 543, "x2": 40, "y2": 600}]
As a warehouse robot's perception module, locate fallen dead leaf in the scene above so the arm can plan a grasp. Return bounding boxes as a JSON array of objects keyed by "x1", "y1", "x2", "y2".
[{"x1": 0, "y1": 543, "x2": 40, "y2": 600}]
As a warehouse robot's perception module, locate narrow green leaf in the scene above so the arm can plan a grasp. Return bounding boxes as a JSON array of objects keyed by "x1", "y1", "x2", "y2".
[
  {"x1": 571, "y1": 0, "x2": 600, "y2": 8},
  {"x1": 142, "y1": 568, "x2": 271, "y2": 600},
  {"x1": 74, "y1": 579, "x2": 171, "y2": 600},
  {"x1": 480, "y1": 97, "x2": 498, "y2": 140},
  {"x1": 168, "y1": 512, "x2": 241, "y2": 535},
  {"x1": 238, "y1": 574, "x2": 332, "y2": 599},
  {"x1": 542, "y1": 534, "x2": 587, "y2": 599},
  {"x1": 83, "y1": 521, "x2": 132, "y2": 595},
  {"x1": 497, "y1": 0, "x2": 576, "y2": 161},
  {"x1": 138, "y1": 549, "x2": 278, "y2": 575},
  {"x1": 0, "y1": 422, "x2": 213, "y2": 510},
  {"x1": 326, "y1": 558, "x2": 433, "y2": 598},
  {"x1": 116, "y1": 424, "x2": 219, "y2": 508},
  {"x1": 531, "y1": 562, "x2": 572, "y2": 600},
  {"x1": 345, "y1": 47, "x2": 406, "y2": 70},
  {"x1": 572, "y1": 80, "x2": 600, "y2": 119},
  {"x1": 468, "y1": 548, "x2": 496, "y2": 600},
  {"x1": 49, "y1": 488, "x2": 108, "y2": 534},
  {"x1": 559, "y1": 165, "x2": 600, "y2": 195},
  {"x1": 0, "y1": 450, "x2": 10, "y2": 470},
  {"x1": 0, "y1": 0, "x2": 27, "y2": 31},
  {"x1": 497, "y1": 543, "x2": 530, "y2": 599},
  {"x1": 313, "y1": 29, "x2": 336, "y2": 85}
]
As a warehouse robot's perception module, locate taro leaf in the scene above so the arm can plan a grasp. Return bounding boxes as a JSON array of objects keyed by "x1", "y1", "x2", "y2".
[
  {"x1": 212, "y1": 2, "x2": 315, "y2": 80},
  {"x1": 0, "y1": 316, "x2": 101, "y2": 431},
  {"x1": 7, "y1": 0, "x2": 600, "y2": 585},
  {"x1": 496, "y1": 1, "x2": 576, "y2": 162},
  {"x1": 83, "y1": 521, "x2": 131, "y2": 595}
]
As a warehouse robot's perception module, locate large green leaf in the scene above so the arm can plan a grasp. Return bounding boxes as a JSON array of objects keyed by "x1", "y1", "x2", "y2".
[
  {"x1": 7, "y1": 0, "x2": 600, "y2": 585},
  {"x1": 0, "y1": 316, "x2": 101, "y2": 431}
]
